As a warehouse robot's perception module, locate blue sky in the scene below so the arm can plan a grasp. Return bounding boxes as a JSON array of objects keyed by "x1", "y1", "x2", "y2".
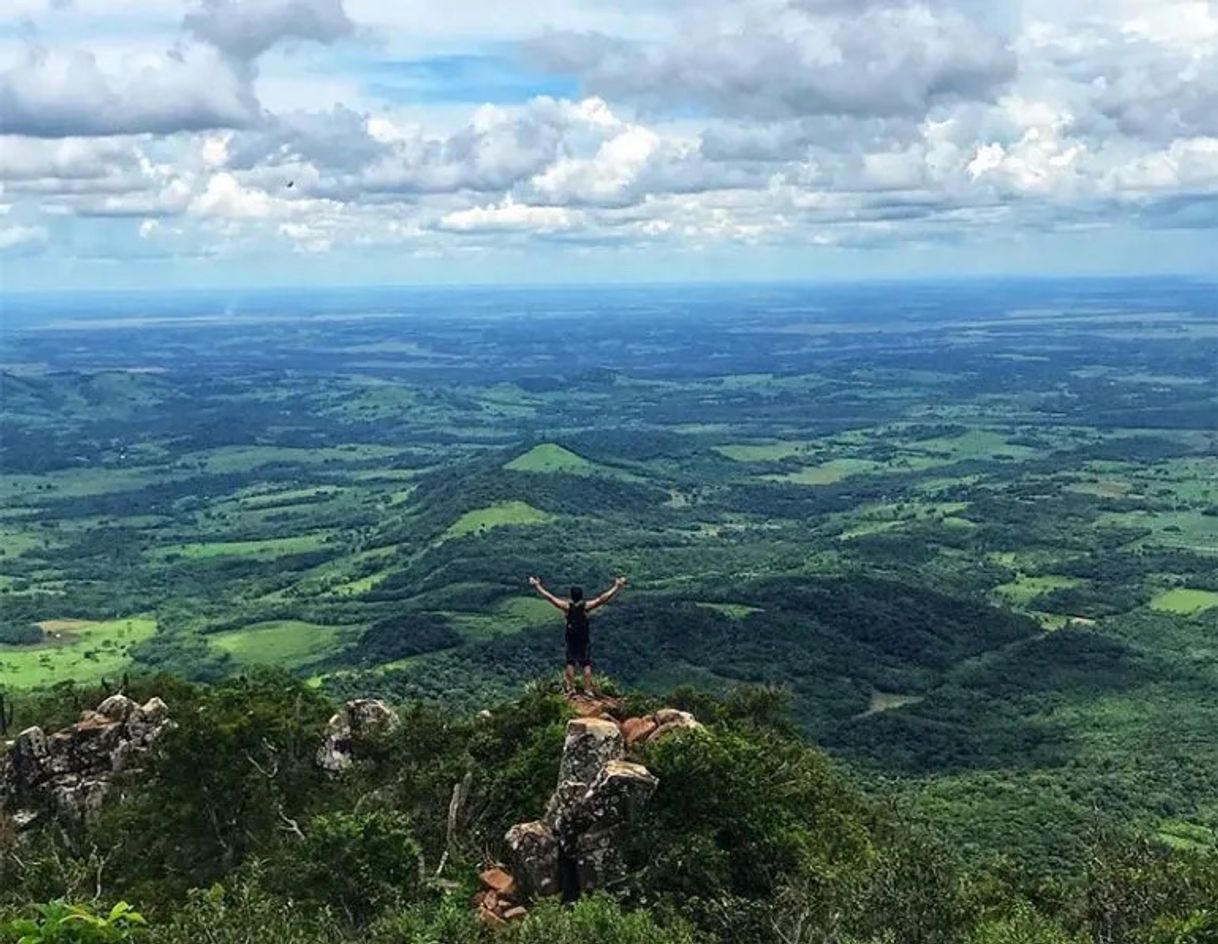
[{"x1": 1, "y1": 0, "x2": 1216, "y2": 291}]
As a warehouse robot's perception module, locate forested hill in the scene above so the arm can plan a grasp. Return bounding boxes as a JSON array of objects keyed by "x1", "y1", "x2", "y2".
[{"x1": 2, "y1": 673, "x2": 1216, "y2": 944}]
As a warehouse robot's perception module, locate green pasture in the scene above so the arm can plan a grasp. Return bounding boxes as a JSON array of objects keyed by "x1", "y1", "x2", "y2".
[
  {"x1": 770, "y1": 458, "x2": 883, "y2": 485},
  {"x1": 444, "y1": 501, "x2": 554, "y2": 540},
  {"x1": 331, "y1": 570, "x2": 391, "y2": 596},
  {"x1": 697, "y1": 602, "x2": 763, "y2": 619},
  {"x1": 151, "y1": 533, "x2": 332, "y2": 561},
  {"x1": 240, "y1": 487, "x2": 345, "y2": 509},
  {"x1": 210, "y1": 620, "x2": 351, "y2": 668},
  {"x1": 0, "y1": 467, "x2": 166, "y2": 503},
  {"x1": 1097, "y1": 510, "x2": 1218, "y2": 550},
  {"x1": 993, "y1": 575, "x2": 1082, "y2": 607},
  {"x1": 714, "y1": 441, "x2": 816, "y2": 462},
  {"x1": 444, "y1": 595, "x2": 560, "y2": 640},
  {"x1": 0, "y1": 529, "x2": 54, "y2": 558},
  {"x1": 0, "y1": 617, "x2": 156, "y2": 688},
  {"x1": 1149, "y1": 588, "x2": 1218, "y2": 616},
  {"x1": 182, "y1": 444, "x2": 403, "y2": 475},
  {"x1": 505, "y1": 443, "x2": 598, "y2": 474}
]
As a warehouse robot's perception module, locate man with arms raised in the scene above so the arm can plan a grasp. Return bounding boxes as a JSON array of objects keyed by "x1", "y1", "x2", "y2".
[{"x1": 528, "y1": 575, "x2": 627, "y2": 695}]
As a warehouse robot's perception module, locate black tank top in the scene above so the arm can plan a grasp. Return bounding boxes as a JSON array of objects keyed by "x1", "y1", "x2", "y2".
[{"x1": 566, "y1": 601, "x2": 589, "y2": 638}]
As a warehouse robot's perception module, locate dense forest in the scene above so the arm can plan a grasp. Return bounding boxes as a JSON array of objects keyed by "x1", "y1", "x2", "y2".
[{"x1": 2, "y1": 279, "x2": 1216, "y2": 938}]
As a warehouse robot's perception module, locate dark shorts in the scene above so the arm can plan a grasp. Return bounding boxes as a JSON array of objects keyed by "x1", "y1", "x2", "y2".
[{"x1": 565, "y1": 632, "x2": 591, "y2": 667}]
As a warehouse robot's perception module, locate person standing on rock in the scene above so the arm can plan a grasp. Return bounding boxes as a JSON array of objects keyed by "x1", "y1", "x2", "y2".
[{"x1": 528, "y1": 575, "x2": 627, "y2": 695}]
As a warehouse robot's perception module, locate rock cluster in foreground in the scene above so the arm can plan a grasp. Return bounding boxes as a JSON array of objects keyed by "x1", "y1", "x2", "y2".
[
  {"x1": 0, "y1": 694, "x2": 172, "y2": 829},
  {"x1": 479, "y1": 694, "x2": 702, "y2": 924}
]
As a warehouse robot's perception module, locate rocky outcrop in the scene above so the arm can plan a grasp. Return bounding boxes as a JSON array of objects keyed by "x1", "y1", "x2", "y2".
[
  {"x1": 316, "y1": 698, "x2": 401, "y2": 775},
  {"x1": 502, "y1": 695, "x2": 701, "y2": 903},
  {"x1": 0, "y1": 694, "x2": 172, "y2": 829}
]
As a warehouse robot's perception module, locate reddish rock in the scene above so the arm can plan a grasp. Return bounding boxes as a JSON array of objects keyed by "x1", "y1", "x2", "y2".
[
  {"x1": 621, "y1": 717, "x2": 657, "y2": 745},
  {"x1": 503, "y1": 906, "x2": 528, "y2": 921},
  {"x1": 479, "y1": 867, "x2": 518, "y2": 899}
]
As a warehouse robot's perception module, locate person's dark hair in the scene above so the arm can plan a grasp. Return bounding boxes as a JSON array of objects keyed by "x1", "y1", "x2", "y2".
[{"x1": 570, "y1": 586, "x2": 584, "y2": 602}]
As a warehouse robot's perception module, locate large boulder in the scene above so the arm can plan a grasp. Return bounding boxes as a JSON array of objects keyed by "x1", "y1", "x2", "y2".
[
  {"x1": 553, "y1": 760, "x2": 659, "y2": 840},
  {"x1": 316, "y1": 699, "x2": 401, "y2": 775},
  {"x1": 0, "y1": 695, "x2": 173, "y2": 829},
  {"x1": 556, "y1": 718, "x2": 623, "y2": 787},
  {"x1": 505, "y1": 821, "x2": 561, "y2": 897},
  {"x1": 545, "y1": 717, "x2": 623, "y2": 822},
  {"x1": 560, "y1": 761, "x2": 659, "y2": 891}
]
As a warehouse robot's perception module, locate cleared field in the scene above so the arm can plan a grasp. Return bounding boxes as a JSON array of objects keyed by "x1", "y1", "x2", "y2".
[
  {"x1": 332, "y1": 571, "x2": 390, "y2": 596},
  {"x1": 993, "y1": 575, "x2": 1082, "y2": 607},
  {"x1": 0, "y1": 530, "x2": 52, "y2": 558},
  {"x1": 0, "y1": 617, "x2": 156, "y2": 687},
  {"x1": 698, "y1": 602, "x2": 763, "y2": 619},
  {"x1": 444, "y1": 595, "x2": 563, "y2": 640},
  {"x1": 210, "y1": 620, "x2": 349, "y2": 668},
  {"x1": 184, "y1": 444, "x2": 404, "y2": 474},
  {"x1": 771, "y1": 458, "x2": 882, "y2": 485},
  {"x1": 0, "y1": 467, "x2": 167, "y2": 502},
  {"x1": 240, "y1": 487, "x2": 344, "y2": 509},
  {"x1": 505, "y1": 443, "x2": 597, "y2": 474},
  {"x1": 1149, "y1": 588, "x2": 1218, "y2": 616},
  {"x1": 1097, "y1": 510, "x2": 1218, "y2": 550},
  {"x1": 905, "y1": 428, "x2": 1038, "y2": 461},
  {"x1": 714, "y1": 441, "x2": 815, "y2": 462},
  {"x1": 152, "y1": 533, "x2": 331, "y2": 561},
  {"x1": 444, "y1": 501, "x2": 554, "y2": 539},
  {"x1": 498, "y1": 595, "x2": 560, "y2": 624}
]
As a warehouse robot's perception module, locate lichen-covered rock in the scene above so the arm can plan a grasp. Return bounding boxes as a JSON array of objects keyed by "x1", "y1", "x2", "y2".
[
  {"x1": 316, "y1": 699, "x2": 401, "y2": 775},
  {"x1": 557, "y1": 718, "x2": 622, "y2": 787},
  {"x1": 573, "y1": 827, "x2": 627, "y2": 892},
  {"x1": 545, "y1": 717, "x2": 622, "y2": 822},
  {"x1": 505, "y1": 820, "x2": 561, "y2": 897},
  {"x1": 0, "y1": 695, "x2": 173, "y2": 829},
  {"x1": 96, "y1": 694, "x2": 139, "y2": 722},
  {"x1": 554, "y1": 760, "x2": 659, "y2": 840}
]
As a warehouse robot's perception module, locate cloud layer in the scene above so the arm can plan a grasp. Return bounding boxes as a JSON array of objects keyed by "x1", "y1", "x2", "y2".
[{"x1": 1, "y1": 0, "x2": 1215, "y2": 280}]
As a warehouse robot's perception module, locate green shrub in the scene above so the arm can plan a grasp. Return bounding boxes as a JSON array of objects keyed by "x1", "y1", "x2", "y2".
[
  {"x1": 145, "y1": 881, "x2": 339, "y2": 944},
  {"x1": 3, "y1": 901, "x2": 146, "y2": 944},
  {"x1": 506, "y1": 896, "x2": 697, "y2": 944},
  {"x1": 966, "y1": 904, "x2": 1083, "y2": 944},
  {"x1": 279, "y1": 811, "x2": 423, "y2": 922},
  {"x1": 1149, "y1": 910, "x2": 1218, "y2": 944}
]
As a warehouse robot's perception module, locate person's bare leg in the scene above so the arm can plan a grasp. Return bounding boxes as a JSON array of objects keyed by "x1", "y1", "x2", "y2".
[
  {"x1": 583, "y1": 664, "x2": 595, "y2": 696},
  {"x1": 565, "y1": 663, "x2": 576, "y2": 694}
]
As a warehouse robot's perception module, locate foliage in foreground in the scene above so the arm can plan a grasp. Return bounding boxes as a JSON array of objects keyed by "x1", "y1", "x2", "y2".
[{"x1": 3, "y1": 671, "x2": 1218, "y2": 944}]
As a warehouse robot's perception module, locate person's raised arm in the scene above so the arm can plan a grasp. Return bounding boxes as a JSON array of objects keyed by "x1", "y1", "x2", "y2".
[
  {"x1": 528, "y1": 576, "x2": 569, "y2": 612},
  {"x1": 586, "y1": 575, "x2": 628, "y2": 612}
]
